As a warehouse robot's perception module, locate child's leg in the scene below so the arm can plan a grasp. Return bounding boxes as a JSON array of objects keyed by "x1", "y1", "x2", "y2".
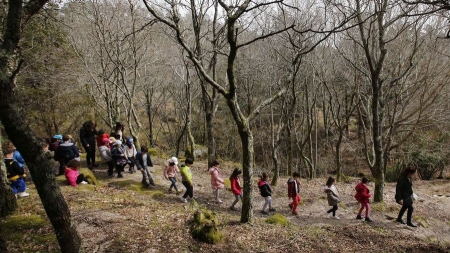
[
  {"x1": 107, "y1": 161, "x2": 115, "y2": 176},
  {"x1": 292, "y1": 194, "x2": 300, "y2": 212},
  {"x1": 262, "y1": 196, "x2": 270, "y2": 211},
  {"x1": 357, "y1": 203, "x2": 365, "y2": 216},
  {"x1": 169, "y1": 177, "x2": 178, "y2": 191},
  {"x1": 17, "y1": 178, "x2": 27, "y2": 193},
  {"x1": 231, "y1": 194, "x2": 240, "y2": 208},
  {"x1": 182, "y1": 181, "x2": 190, "y2": 198},
  {"x1": 187, "y1": 183, "x2": 194, "y2": 198},
  {"x1": 364, "y1": 203, "x2": 370, "y2": 217},
  {"x1": 213, "y1": 189, "x2": 219, "y2": 200},
  {"x1": 76, "y1": 174, "x2": 85, "y2": 184},
  {"x1": 145, "y1": 168, "x2": 155, "y2": 186},
  {"x1": 333, "y1": 205, "x2": 338, "y2": 216}
]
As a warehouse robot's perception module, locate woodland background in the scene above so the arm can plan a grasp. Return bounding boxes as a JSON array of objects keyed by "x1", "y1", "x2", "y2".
[{"x1": 1, "y1": 0, "x2": 450, "y2": 251}]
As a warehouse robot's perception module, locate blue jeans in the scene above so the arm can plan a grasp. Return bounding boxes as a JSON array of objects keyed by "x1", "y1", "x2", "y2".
[
  {"x1": 10, "y1": 178, "x2": 26, "y2": 194},
  {"x1": 168, "y1": 177, "x2": 178, "y2": 191}
]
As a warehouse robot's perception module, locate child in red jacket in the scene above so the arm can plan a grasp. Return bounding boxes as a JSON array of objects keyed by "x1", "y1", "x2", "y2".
[
  {"x1": 288, "y1": 172, "x2": 301, "y2": 215},
  {"x1": 229, "y1": 168, "x2": 242, "y2": 211},
  {"x1": 354, "y1": 177, "x2": 372, "y2": 222}
]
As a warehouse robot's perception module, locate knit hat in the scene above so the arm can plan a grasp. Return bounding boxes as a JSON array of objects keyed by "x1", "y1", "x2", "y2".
[
  {"x1": 102, "y1": 138, "x2": 111, "y2": 144},
  {"x1": 114, "y1": 140, "x2": 122, "y2": 146},
  {"x1": 53, "y1": 134, "x2": 63, "y2": 140}
]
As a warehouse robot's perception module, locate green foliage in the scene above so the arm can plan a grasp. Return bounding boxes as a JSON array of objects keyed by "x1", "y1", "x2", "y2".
[
  {"x1": 149, "y1": 148, "x2": 159, "y2": 157},
  {"x1": 191, "y1": 209, "x2": 222, "y2": 244},
  {"x1": 223, "y1": 178, "x2": 231, "y2": 190},
  {"x1": 265, "y1": 214, "x2": 289, "y2": 226},
  {"x1": 411, "y1": 151, "x2": 445, "y2": 180}
]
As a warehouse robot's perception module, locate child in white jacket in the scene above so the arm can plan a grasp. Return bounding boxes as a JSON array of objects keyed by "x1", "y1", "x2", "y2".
[{"x1": 324, "y1": 176, "x2": 341, "y2": 219}]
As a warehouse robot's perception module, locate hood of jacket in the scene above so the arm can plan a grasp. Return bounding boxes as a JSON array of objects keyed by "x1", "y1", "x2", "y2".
[
  {"x1": 59, "y1": 142, "x2": 74, "y2": 147},
  {"x1": 258, "y1": 179, "x2": 267, "y2": 187},
  {"x1": 355, "y1": 182, "x2": 367, "y2": 192}
]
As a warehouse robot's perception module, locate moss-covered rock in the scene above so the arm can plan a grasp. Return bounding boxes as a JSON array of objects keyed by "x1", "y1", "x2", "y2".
[
  {"x1": 191, "y1": 209, "x2": 222, "y2": 244},
  {"x1": 80, "y1": 168, "x2": 99, "y2": 186},
  {"x1": 265, "y1": 213, "x2": 289, "y2": 226}
]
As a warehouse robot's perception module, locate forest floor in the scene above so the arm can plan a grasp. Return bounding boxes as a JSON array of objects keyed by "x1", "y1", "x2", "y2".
[{"x1": 1, "y1": 157, "x2": 450, "y2": 253}]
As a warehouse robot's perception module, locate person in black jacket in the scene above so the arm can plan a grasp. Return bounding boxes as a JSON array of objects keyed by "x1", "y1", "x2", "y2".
[
  {"x1": 79, "y1": 120, "x2": 98, "y2": 169},
  {"x1": 395, "y1": 166, "x2": 418, "y2": 227},
  {"x1": 56, "y1": 135, "x2": 80, "y2": 175},
  {"x1": 258, "y1": 172, "x2": 276, "y2": 214}
]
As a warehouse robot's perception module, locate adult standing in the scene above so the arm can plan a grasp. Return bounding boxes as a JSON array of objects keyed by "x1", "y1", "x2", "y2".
[
  {"x1": 79, "y1": 120, "x2": 98, "y2": 169},
  {"x1": 395, "y1": 166, "x2": 418, "y2": 227}
]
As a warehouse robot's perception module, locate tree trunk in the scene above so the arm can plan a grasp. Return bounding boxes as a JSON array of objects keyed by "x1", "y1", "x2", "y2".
[
  {"x1": 335, "y1": 128, "x2": 344, "y2": 182},
  {"x1": 237, "y1": 121, "x2": 254, "y2": 223},
  {"x1": 0, "y1": 131, "x2": 18, "y2": 218},
  {"x1": 0, "y1": 1, "x2": 82, "y2": 248},
  {"x1": 0, "y1": 231, "x2": 8, "y2": 253}
]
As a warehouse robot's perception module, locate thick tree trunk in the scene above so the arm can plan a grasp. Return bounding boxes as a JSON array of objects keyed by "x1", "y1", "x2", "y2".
[
  {"x1": 0, "y1": 131, "x2": 18, "y2": 217},
  {"x1": 335, "y1": 128, "x2": 343, "y2": 182},
  {"x1": 0, "y1": 93, "x2": 82, "y2": 252},
  {"x1": 0, "y1": 231, "x2": 8, "y2": 253},
  {"x1": 238, "y1": 123, "x2": 254, "y2": 223},
  {"x1": 205, "y1": 102, "x2": 216, "y2": 167}
]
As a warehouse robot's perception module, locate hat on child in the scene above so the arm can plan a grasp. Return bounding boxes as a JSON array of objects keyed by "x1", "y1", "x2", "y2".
[
  {"x1": 114, "y1": 140, "x2": 122, "y2": 146},
  {"x1": 53, "y1": 134, "x2": 63, "y2": 140},
  {"x1": 109, "y1": 137, "x2": 116, "y2": 143},
  {"x1": 102, "y1": 138, "x2": 111, "y2": 144},
  {"x1": 168, "y1": 157, "x2": 178, "y2": 165}
]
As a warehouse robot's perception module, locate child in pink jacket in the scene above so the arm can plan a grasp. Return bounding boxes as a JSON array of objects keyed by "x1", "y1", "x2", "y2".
[
  {"x1": 64, "y1": 159, "x2": 88, "y2": 187},
  {"x1": 209, "y1": 160, "x2": 224, "y2": 203},
  {"x1": 355, "y1": 177, "x2": 372, "y2": 222},
  {"x1": 164, "y1": 157, "x2": 180, "y2": 193}
]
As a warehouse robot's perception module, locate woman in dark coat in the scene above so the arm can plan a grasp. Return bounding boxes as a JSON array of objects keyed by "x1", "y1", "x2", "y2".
[
  {"x1": 79, "y1": 120, "x2": 98, "y2": 169},
  {"x1": 395, "y1": 166, "x2": 418, "y2": 227}
]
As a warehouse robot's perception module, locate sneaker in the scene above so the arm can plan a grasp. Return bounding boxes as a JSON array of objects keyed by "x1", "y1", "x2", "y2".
[
  {"x1": 407, "y1": 222, "x2": 417, "y2": 228},
  {"x1": 333, "y1": 215, "x2": 340, "y2": 220},
  {"x1": 216, "y1": 199, "x2": 223, "y2": 203},
  {"x1": 181, "y1": 198, "x2": 187, "y2": 203},
  {"x1": 229, "y1": 206, "x2": 238, "y2": 211},
  {"x1": 260, "y1": 210, "x2": 269, "y2": 214},
  {"x1": 269, "y1": 208, "x2": 276, "y2": 212},
  {"x1": 356, "y1": 215, "x2": 362, "y2": 220},
  {"x1": 168, "y1": 188, "x2": 174, "y2": 193},
  {"x1": 80, "y1": 181, "x2": 88, "y2": 185},
  {"x1": 395, "y1": 219, "x2": 406, "y2": 224},
  {"x1": 326, "y1": 212, "x2": 331, "y2": 219},
  {"x1": 365, "y1": 217, "x2": 373, "y2": 222},
  {"x1": 117, "y1": 174, "x2": 124, "y2": 178},
  {"x1": 288, "y1": 203, "x2": 293, "y2": 210},
  {"x1": 17, "y1": 192, "x2": 30, "y2": 198},
  {"x1": 292, "y1": 211, "x2": 298, "y2": 215}
]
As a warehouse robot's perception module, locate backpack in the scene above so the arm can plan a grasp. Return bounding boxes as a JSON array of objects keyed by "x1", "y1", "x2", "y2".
[{"x1": 59, "y1": 146, "x2": 75, "y2": 163}]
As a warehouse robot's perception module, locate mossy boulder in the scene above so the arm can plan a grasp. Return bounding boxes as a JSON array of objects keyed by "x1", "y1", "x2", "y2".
[
  {"x1": 191, "y1": 209, "x2": 222, "y2": 244},
  {"x1": 80, "y1": 168, "x2": 99, "y2": 186},
  {"x1": 265, "y1": 214, "x2": 289, "y2": 226}
]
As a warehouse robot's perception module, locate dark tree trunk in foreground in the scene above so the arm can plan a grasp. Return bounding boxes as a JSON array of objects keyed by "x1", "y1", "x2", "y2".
[{"x1": 0, "y1": 0, "x2": 82, "y2": 252}]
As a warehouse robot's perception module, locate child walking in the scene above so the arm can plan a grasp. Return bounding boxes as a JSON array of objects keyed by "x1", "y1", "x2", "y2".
[
  {"x1": 355, "y1": 177, "x2": 373, "y2": 222},
  {"x1": 136, "y1": 145, "x2": 156, "y2": 187},
  {"x1": 208, "y1": 160, "x2": 224, "y2": 203},
  {"x1": 3, "y1": 143, "x2": 29, "y2": 198},
  {"x1": 164, "y1": 157, "x2": 180, "y2": 193},
  {"x1": 179, "y1": 158, "x2": 194, "y2": 202},
  {"x1": 324, "y1": 176, "x2": 341, "y2": 219},
  {"x1": 64, "y1": 159, "x2": 89, "y2": 187},
  {"x1": 229, "y1": 168, "x2": 242, "y2": 211},
  {"x1": 287, "y1": 172, "x2": 301, "y2": 215},
  {"x1": 258, "y1": 172, "x2": 276, "y2": 214}
]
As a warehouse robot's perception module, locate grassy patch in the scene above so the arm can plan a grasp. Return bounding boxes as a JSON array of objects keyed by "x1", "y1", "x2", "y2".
[
  {"x1": 0, "y1": 215, "x2": 58, "y2": 252},
  {"x1": 265, "y1": 214, "x2": 289, "y2": 226}
]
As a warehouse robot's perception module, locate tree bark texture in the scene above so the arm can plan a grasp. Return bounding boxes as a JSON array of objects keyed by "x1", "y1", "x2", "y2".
[{"x1": 0, "y1": 0, "x2": 82, "y2": 251}]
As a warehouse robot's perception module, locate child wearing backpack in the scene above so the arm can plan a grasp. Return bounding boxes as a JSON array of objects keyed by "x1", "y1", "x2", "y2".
[
  {"x1": 229, "y1": 168, "x2": 243, "y2": 211},
  {"x1": 258, "y1": 172, "x2": 276, "y2": 214},
  {"x1": 3, "y1": 143, "x2": 29, "y2": 198},
  {"x1": 355, "y1": 177, "x2": 373, "y2": 222},
  {"x1": 288, "y1": 172, "x2": 301, "y2": 215},
  {"x1": 136, "y1": 145, "x2": 156, "y2": 187}
]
